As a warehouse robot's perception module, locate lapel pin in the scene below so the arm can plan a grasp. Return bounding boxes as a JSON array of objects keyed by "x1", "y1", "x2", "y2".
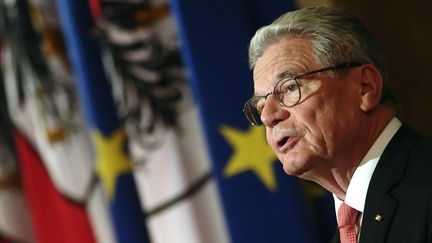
[{"x1": 374, "y1": 214, "x2": 383, "y2": 222}]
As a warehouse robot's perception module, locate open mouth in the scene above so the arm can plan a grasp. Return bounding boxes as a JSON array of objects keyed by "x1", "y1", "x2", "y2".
[
  {"x1": 276, "y1": 135, "x2": 299, "y2": 152},
  {"x1": 277, "y1": 136, "x2": 290, "y2": 148}
]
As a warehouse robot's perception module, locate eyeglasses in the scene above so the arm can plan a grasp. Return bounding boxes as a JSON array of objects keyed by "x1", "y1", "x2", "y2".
[{"x1": 243, "y1": 62, "x2": 363, "y2": 126}]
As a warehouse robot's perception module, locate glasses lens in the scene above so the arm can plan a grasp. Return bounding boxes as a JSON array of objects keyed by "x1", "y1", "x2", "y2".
[
  {"x1": 243, "y1": 98, "x2": 263, "y2": 126},
  {"x1": 275, "y1": 79, "x2": 301, "y2": 107}
]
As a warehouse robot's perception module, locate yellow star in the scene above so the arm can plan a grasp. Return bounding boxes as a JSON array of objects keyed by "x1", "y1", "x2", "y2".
[
  {"x1": 92, "y1": 128, "x2": 132, "y2": 200},
  {"x1": 220, "y1": 125, "x2": 278, "y2": 191}
]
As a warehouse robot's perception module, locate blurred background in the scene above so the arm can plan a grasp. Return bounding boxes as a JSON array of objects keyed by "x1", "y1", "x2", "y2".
[{"x1": 0, "y1": 0, "x2": 430, "y2": 243}]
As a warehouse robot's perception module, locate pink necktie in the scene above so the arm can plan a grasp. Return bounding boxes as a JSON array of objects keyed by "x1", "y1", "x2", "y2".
[{"x1": 338, "y1": 202, "x2": 359, "y2": 243}]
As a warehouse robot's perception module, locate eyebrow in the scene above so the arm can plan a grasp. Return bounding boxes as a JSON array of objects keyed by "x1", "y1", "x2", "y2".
[
  {"x1": 253, "y1": 69, "x2": 297, "y2": 97},
  {"x1": 277, "y1": 70, "x2": 297, "y2": 80},
  {"x1": 272, "y1": 70, "x2": 297, "y2": 87}
]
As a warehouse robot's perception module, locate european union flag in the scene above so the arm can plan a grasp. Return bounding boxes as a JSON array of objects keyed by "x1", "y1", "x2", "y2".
[
  {"x1": 171, "y1": 1, "x2": 335, "y2": 242},
  {"x1": 54, "y1": 1, "x2": 150, "y2": 242}
]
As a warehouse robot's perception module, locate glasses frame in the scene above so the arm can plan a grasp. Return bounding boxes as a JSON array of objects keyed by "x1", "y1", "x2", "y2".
[{"x1": 243, "y1": 62, "x2": 363, "y2": 126}]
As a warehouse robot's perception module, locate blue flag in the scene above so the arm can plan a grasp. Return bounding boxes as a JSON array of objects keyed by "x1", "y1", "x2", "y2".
[
  {"x1": 170, "y1": 1, "x2": 335, "y2": 242},
  {"x1": 54, "y1": 1, "x2": 150, "y2": 242}
]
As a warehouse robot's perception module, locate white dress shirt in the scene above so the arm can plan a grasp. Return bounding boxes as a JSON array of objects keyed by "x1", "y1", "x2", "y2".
[{"x1": 333, "y1": 117, "x2": 402, "y2": 236}]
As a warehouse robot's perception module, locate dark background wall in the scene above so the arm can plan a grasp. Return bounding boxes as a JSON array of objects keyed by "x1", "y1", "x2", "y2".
[{"x1": 332, "y1": 1, "x2": 432, "y2": 135}]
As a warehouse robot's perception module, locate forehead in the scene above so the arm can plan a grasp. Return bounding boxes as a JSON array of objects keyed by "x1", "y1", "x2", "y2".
[{"x1": 253, "y1": 38, "x2": 317, "y2": 92}]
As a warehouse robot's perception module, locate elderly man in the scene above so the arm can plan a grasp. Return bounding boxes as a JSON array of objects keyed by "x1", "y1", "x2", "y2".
[{"x1": 243, "y1": 6, "x2": 432, "y2": 243}]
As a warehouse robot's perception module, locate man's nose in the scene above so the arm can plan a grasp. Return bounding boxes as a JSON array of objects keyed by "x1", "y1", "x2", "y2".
[{"x1": 260, "y1": 95, "x2": 290, "y2": 127}]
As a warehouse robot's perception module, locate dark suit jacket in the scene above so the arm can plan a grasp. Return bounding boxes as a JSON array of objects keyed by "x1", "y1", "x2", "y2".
[{"x1": 331, "y1": 124, "x2": 432, "y2": 243}]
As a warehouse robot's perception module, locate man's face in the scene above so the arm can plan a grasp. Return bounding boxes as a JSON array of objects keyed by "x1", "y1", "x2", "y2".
[{"x1": 253, "y1": 38, "x2": 362, "y2": 180}]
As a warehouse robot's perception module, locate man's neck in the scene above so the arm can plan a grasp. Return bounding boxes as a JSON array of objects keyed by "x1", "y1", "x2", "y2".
[{"x1": 316, "y1": 107, "x2": 396, "y2": 200}]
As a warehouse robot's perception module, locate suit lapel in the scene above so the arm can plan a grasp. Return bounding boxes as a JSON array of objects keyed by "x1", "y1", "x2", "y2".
[
  {"x1": 360, "y1": 194, "x2": 397, "y2": 243},
  {"x1": 329, "y1": 227, "x2": 340, "y2": 243},
  {"x1": 359, "y1": 124, "x2": 421, "y2": 243}
]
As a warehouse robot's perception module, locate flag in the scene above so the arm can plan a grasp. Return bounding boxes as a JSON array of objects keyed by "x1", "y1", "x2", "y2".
[
  {"x1": 170, "y1": 0, "x2": 335, "y2": 242},
  {"x1": 14, "y1": 131, "x2": 96, "y2": 243},
  {"x1": 0, "y1": 176, "x2": 34, "y2": 243},
  {"x1": 1, "y1": 1, "x2": 97, "y2": 242},
  {"x1": 94, "y1": 1, "x2": 230, "y2": 242},
  {"x1": 0, "y1": 138, "x2": 34, "y2": 243},
  {"x1": 54, "y1": 0, "x2": 151, "y2": 242},
  {"x1": 1, "y1": 0, "x2": 117, "y2": 241},
  {"x1": 0, "y1": 57, "x2": 34, "y2": 243}
]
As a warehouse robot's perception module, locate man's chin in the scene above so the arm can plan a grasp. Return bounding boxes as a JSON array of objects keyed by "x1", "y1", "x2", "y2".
[{"x1": 281, "y1": 159, "x2": 309, "y2": 177}]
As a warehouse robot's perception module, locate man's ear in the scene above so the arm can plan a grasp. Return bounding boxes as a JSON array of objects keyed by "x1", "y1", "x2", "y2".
[{"x1": 359, "y1": 64, "x2": 383, "y2": 112}]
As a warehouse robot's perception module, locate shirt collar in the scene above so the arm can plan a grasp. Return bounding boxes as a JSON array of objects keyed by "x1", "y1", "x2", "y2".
[{"x1": 334, "y1": 117, "x2": 402, "y2": 213}]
